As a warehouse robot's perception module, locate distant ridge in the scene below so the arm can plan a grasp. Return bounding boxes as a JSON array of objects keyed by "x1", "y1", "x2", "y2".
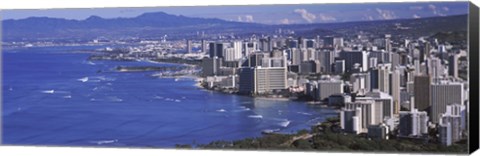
[{"x1": 2, "y1": 12, "x2": 468, "y2": 41}]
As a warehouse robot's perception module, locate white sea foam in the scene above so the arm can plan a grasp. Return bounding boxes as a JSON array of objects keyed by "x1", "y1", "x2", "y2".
[
  {"x1": 154, "y1": 96, "x2": 164, "y2": 99},
  {"x1": 216, "y1": 109, "x2": 227, "y2": 112},
  {"x1": 262, "y1": 129, "x2": 280, "y2": 133},
  {"x1": 9, "y1": 87, "x2": 13, "y2": 91},
  {"x1": 91, "y1": 139, "x2": 118, "y2": 145},
  {"x1": 297, "y1": 112, "x2": 313, "y2": 116},
  {"x1": 279, "y1": 120, "x2": 291, "y2": 127},
  {"x1": 174, "y1": 99, "x2": 181, "y2": 102},
  {"x1": 41, "y1": 90, "x2": 55, "y2": 94},
  {"x1": 109, "y1": 96, "x2": 123, "y2": 102},
  {"x1": 63, "y1": 95, "x2": 72, "y2": 99},
  {"x1": 248, "y1": 115, "x2": 263, "y2": 119},
  {"x1": 77, "y1": 77, "x2": 89, "y2": 82}
]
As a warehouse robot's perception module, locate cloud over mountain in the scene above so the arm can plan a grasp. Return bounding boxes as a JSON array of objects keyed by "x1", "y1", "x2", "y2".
[{"x1": 294, "y1": 9, "x2": 316, "y2": 23}]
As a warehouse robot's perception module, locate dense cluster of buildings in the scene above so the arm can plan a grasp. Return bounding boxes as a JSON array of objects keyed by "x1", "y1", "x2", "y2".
[{"x1": 191, "y1": 34, "x2": 468, "y2": 146}]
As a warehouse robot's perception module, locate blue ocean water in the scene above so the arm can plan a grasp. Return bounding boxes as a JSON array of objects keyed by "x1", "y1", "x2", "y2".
[{"x1": 2, "y1": 46, "x2": 337, "y2": 147}]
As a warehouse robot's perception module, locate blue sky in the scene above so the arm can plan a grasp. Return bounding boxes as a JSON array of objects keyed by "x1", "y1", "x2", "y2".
[{"x1": 1, "y1": 2, "x2": 469, "y2": 24}]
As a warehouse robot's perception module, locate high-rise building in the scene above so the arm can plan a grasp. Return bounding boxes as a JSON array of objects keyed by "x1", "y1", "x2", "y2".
[
  {"x1": 238, "y1": 67, "x2": 255, "y2": 94},
  {"x1": 243, "y1": 42, "x2": 257, "y2": 57},
  {"x1": 448, "y1": 54, "x2": 459, "y2": 78},
  {"x1": 369, "y1": 57, "x2": 378, "y2": 69},
  {"x1": 306, "y1": 39, "x2": 315, "y2": 48},
  {"x1": 186, "y1": 40, "x2": 192, "y2": 53},
  {"x1": 316, "y1": 50, "x2": 335, "y2": 73},
  {"x1": 367, "y1": 124, "x2": 390, "y2": 140},
  {"x1": 359, "y1": 90, "x2": 394, "y2": 119},
  {"x1": 201, "y1": 39, "x2": 207, "y2": 53},
  {"x1": 439, "y1": 122, "x2": 452, "y2": 146},
  {"x1": 289, "y1": 48, "x2": 302, "y2": 65},
  {"x1": 317, "y1": 79, "x2": 344, "y2": 101},
  {"x1": 345, "y1": 100, "x2": 382, "y2": 133},
  {"x1": 430, "y1": 81, "x2": 464, "y2": 124},
  {"x1": 413, "y1": 75, "x2": 431, "y2": 113},
  {"x1": 390, "y1": 69, "x2": 401, "y2": 115},
  {"x1": 339, "y1": 50, "x2": 369, "y2": 73},
  {"x1": 255, "y1": 67, "x2": 287, "y2": 93},
  {"x1": 427, "y1": 57, "x2": 445, "y2": 80},
  {"x1": 334, "y1": 60, "x2": 345, "y2": 74},
  {"x1": 223, "y1": 47, "x2": 242, "y2": 61},
  {"x1": 300, "y1": 60, "x2": 321, "y2": 75},
  {"x1": 398, "y1": 108, "x2": 429, "y2": 137},
  {"x1": 372, "y1": 64, "x2": 390, "y2": 93},
  {"x1": 247, "y1": 52, "x2": 266, "y2": 67},
  {"x1": 350, "y1": 73, "x2": 371, "y2": 95},
  {"x1": 209, "y1": 42, "x2": 227, "y2": 58},
  {"x1": 440, "y1": 113, "x2": 462, "y2": 144},
  {"x1": 445, "y1": 103, "x2": 466, "y2": 130},
  {"x1": 340, "y1": 107, "x2": 362, "y2": 134},
  {"x1": 238, "y1": 53, "x2": 288, "y2": 94},
  {"x1": 201, "y1": 57, "x2": 223, "y2": 77}
]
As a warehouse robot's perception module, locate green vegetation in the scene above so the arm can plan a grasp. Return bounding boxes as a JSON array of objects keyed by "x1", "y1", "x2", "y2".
[{"x1": 175, "y1": 117, "x2": 468, "y2": 154}]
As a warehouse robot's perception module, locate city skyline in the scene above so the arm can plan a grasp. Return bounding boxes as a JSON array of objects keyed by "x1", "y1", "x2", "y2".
[{"x1": 1, "y1": 1, "x2": 475, "y2": 154}]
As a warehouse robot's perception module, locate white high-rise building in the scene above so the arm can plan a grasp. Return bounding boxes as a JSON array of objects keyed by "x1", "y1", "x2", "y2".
[
  {"x1": 340, "y1": 107, "x2": 362, "y2": 134},
  {"x1": 440, "y1": 110, "x2": 463, "y2": 144},
  {"x1": 345, "y1": 100, "x2": 382, "y2": 133},
  {"x1": 238, "y1": 53, "x2": 288, "y2": 94},
  {"x1": 317, "y1": 79, "x2": 344, "y2": 101},
  {"x1": 369, "y1": 64, "x2": 390, "y2": 93},
  {"x1": 439, "y1": 122, "x2": 452, "y2": 146},
  {"x1": 358, "y1": 90, "x2": 394, "y2": 119},
  {"x1": 445, "y1": 103, "x2": 466, "y2": 130},
  {"x1": 427, "y1": 57, "x2": 445, "y2": 80},
  {"x1": 398, "y1": 109, "x2": 429, "y2": 137},
  {"x1": 350, "y1": 73, "x2": 371, "y2": 95},
  {"x1": 390, "y1": 69, "x2": 401, "y2": 115},
  {"x1": 430, "y1": 81, "x2": 464, "y2": 124}
]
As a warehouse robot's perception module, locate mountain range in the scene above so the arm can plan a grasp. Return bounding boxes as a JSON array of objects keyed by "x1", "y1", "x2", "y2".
[{"x1": 2, "y1": 11, "x2": 468, "y2": 42}]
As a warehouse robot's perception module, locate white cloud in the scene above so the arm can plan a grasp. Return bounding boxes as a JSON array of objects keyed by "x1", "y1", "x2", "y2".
[
  {"x1": 318, "y1": 13, "x2": 336, "y2": 22},
  {"x1": 280, "y1": 18, "x2": 290, "y2": 24},
  {"x1": 363, "y1": 15, "x2": 374, "y2": 21},
  {"x1": 428, "y1": 4, "x2": 438, "y2": 15},
  {"x1": 244, "y1": 15, "x2": 254, "y2": 23},
  {"x1": 294, "y1": 9, "x2": 316, "y2": 23},
  {"x1": 237, "y1": 16, "x2": 243, "y2": 22},
  {"x1": 409, "y1": 6, "x2": 423, "y2": 10},
  {"x1": 413, "y1": 14, "x2": 421, "y2": 19},
  {"x1": 375, "y1": 8, "x2": 397, "y2": 20},
  {"x1": 237, "y1": 15, "x2": 254, "y2": 23}
]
